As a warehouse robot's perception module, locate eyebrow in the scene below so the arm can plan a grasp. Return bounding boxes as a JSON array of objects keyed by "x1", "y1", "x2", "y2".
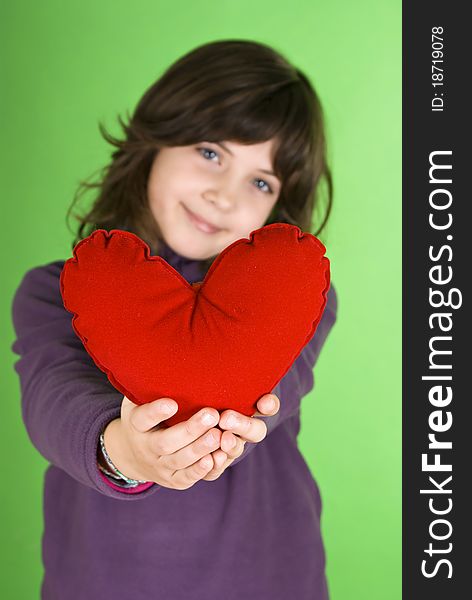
[{"x1": 215, "y1": 141, "x2": 278, "y2": 178}]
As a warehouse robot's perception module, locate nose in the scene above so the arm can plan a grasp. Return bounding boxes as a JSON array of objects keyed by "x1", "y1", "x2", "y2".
[{"x1": 201, "y1": 174, "x2": 237, "y2": 212}]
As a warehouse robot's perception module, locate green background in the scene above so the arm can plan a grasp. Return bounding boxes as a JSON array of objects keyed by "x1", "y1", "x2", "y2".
[{"x1": 1, "y1": 1, "x2": 401, "y2": 598}]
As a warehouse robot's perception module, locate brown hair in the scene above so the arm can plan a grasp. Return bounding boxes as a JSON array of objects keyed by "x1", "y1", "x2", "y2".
[{"x1": 66, "y1": 39, "x2": 333, "y2": 272}]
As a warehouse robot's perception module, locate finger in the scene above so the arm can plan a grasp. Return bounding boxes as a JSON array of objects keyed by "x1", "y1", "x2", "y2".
[
  {"x1": 220, "y1": 431, "x2": 245, "y2": 458},
  {"x1": 171, "y1": 453, "x2": 216, "y2": 490},
  {"x1": 126, "y1": 397, "x2": 179, "y2": 433},
  {"x1": 212, "y1": 449, "x2": 229, "y2": 470},
  {"x1": 202, "y1": 449, "x2": 229, "y2": 481},
  {"x1": 219, "y1": 409, "x2": 267, "y2": 443},
  {"x1": 152, "y1": 407, "x2": 220, "y2": 457},
  {"x1": 252, "y1": 393, "x2": 280, "y2": 418},
  {"x1": 164, "y1": 427, "x2": 222, "y2": 471},
  {"x1": 203, "y1": 438, "x2": 246, "y2": 481}
]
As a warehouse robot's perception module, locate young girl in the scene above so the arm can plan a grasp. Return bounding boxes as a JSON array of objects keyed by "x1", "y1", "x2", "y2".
[{"x1": 12, "y1": 39, "x2": 337, "y2": 599}]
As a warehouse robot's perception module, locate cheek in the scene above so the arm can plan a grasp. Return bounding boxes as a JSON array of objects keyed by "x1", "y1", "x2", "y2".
[
  {"x1": 244, "y1": 200, "x2": 276, "y2": 228},
  {"x1": 229, "y1": 209, "x2": 269, "y2": 241},
  {"x1": 147, "y1": 186, "x2": 164, "y2": 221},
  {"x1": 147, "y1": 168, "x2": 161, "y2": 207},
  {"x1": 147, "y1": 171, "x2": 176, "y2": 213}
]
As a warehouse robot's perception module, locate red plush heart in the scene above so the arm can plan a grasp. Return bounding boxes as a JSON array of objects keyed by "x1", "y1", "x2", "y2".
[{"x1": 60, "y1": 224, "x2": 330, "y2": 426}]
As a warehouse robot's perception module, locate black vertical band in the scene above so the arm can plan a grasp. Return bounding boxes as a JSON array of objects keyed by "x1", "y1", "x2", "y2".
[{"x1": 404, "y1": 2, "x2": 468, "y2": 597}]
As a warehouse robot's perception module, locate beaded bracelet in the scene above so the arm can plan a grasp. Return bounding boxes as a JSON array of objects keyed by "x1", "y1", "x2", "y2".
[
  {"x1": 99, "y1": 429, "x2": 148, "y2": 486},
  {"x1": 98, "y1": 463, "x2": 143, "y2": 488}
]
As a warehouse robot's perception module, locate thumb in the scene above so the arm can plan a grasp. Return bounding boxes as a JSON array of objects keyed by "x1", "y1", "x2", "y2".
[
  {"x1": 253, "y1": 393, "x2": 280, "y2": 418},
  {"x1": 127, "y1": 397, "x2": 178, "y2": 433}
]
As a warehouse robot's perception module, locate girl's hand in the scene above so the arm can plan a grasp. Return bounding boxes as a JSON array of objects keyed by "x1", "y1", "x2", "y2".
[
  {"x1": 202, "y1": 393, "x2": 281, "y2": 481},
  {"x1": 103, "y1": 396, "x2": 225, "y2": 490}
]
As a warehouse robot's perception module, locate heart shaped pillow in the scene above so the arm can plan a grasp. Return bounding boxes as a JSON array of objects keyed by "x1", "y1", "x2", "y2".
[{"x1": 60, "y1": 223, "x2": 330, "y2": 426}]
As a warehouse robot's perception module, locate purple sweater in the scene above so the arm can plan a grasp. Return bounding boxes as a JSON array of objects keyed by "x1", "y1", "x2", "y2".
[{"x1": 11, "y1": 239, "x2": 337, "y2": 600}]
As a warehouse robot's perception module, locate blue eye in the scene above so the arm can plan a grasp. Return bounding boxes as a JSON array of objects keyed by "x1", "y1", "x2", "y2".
[
  {"x1": 198, "y1": 147, "x2": 219, "y2": 161},
  {"x1": 254, "y1": 179, "x2": 272, "y2": 194}
]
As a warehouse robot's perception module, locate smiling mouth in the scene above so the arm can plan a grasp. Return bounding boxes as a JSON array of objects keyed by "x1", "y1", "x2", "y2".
[{"x1": 182, "y1": 204, "x2": 223, "y2": 234}]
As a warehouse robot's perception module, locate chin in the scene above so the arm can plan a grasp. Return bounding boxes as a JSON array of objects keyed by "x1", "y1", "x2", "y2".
[
  {"x1": 165, "y1": 235, "x2": 217, "y2": 261},
  {"x1": 184, "y1": 249, "x2": 215, "y2": 261}
]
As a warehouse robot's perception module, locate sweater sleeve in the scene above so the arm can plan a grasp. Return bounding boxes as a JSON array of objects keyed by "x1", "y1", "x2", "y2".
[
  {"x1": 11, "y1": 261, "x2": 160, "y2": 500},
  {"x1": 229, "y1": 283, "x2": 338, "y2": 467}
]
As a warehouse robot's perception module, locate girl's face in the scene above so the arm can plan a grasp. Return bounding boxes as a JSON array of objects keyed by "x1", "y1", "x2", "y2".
[{"x1": 147, "y1": 139, "x2": 281, "y2": 260}]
